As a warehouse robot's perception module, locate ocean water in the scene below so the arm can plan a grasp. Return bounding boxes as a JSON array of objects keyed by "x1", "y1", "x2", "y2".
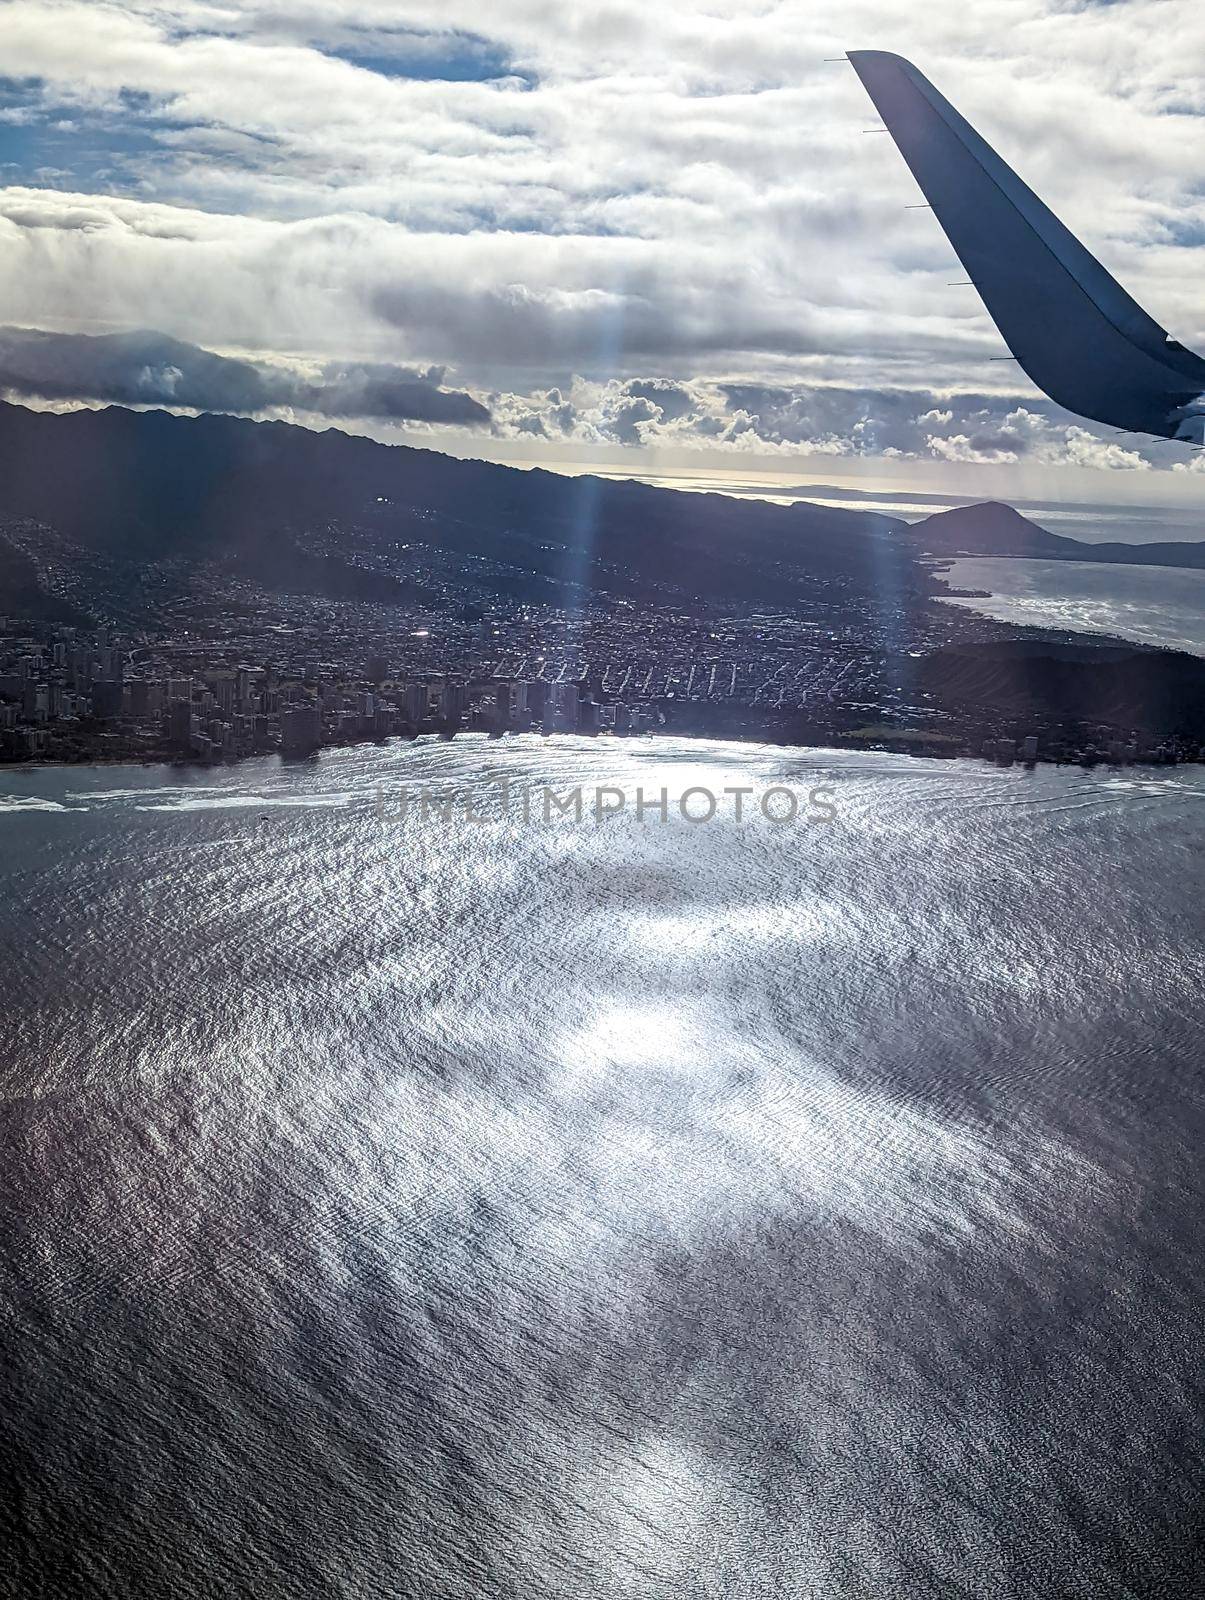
[
  {"x1": 937, "y1": 557, "x2": 1205, "y2": 656},
  {"x1": 2, "y1": 736, "x2": 1204, "y2": 1599}
]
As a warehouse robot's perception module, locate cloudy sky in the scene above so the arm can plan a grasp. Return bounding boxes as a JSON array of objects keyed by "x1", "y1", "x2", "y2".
[{"x1": 1, "y1": 0, "x2": 1203, "y2": 530}]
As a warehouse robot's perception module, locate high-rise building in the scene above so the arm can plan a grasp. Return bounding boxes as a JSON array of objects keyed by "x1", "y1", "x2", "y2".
[
  {"x1": 548, "y1": 683, "x2": 578, "y2": 730},
  {"x1": 493, "y1": 680, "x2": 512, "y2": 729},
  {"x1": 402, "y1": 683, "x2": 428, "y2": 725},
  {"x1": 97, "y1": 646, "x2": 123, "y2": 682},
  {"x1": 168, "y1": 698, "x2": 196, "y2": 751},
  {"x1": 526, "y1": 680, "x2": 549, "y2": 722},
  {"x1": 22, "y1": 678, "x2": 47, "y2": 723},
  {"x1": 281, "y1": 702, "x2": 322, "y2": 753},
  {"x1": 440, "y1": 679, "x2": 468, "y2": 722},
  {"x1": 208, "y1": 675, "x2": 236, "y2": 713}
]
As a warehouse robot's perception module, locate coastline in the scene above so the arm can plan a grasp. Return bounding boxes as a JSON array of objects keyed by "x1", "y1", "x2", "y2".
[
  {"x1": 3, "y1": 724, "x2": 1200, "y2": 778},
  {"x1": 928, "y1": 555, "x2": 1205, "y2": 659}
]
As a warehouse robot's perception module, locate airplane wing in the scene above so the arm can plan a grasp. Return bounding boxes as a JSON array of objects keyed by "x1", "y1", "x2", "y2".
[{"x1": 848, "y1": 50, "x2": 1205, "y2": 443}]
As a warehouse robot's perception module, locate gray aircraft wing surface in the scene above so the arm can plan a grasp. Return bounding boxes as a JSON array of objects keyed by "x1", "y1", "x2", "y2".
[{"x1": 848, "y1": 50, "x2": 1205, "y2": 443}]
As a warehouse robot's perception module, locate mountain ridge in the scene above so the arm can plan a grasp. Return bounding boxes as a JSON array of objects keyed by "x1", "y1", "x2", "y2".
[
  {"x1": 0, "y1": 402, "x2": 1200, "y2": 629},
  {"x1": 0, "y1": 400, "x2": 913, "y2": 614}
]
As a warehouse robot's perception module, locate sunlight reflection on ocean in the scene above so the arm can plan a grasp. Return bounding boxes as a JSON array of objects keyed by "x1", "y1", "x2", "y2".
[{"x1": 2, "y1": 738, "x2": 1203, "y2": 1598}]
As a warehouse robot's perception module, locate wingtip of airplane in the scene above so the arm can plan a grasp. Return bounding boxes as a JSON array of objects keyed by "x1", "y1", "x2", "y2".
[
  {"x1": 846, "y1": 51, "x2": 933, "y2": 95},
  {"x1": 845, "y1": 50, "x2": 913, "y2": 70}
]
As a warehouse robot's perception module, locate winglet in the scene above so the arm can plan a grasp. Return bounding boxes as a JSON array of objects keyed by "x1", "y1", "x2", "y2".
[{"x1": 848, "y1": 50, "x2": 1205, "y2": 439}]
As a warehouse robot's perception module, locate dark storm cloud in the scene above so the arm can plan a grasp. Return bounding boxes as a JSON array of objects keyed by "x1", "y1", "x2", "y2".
[
  {"x1": 0, "y1": 326, "x2": 274, "y2": 409},
  {"x1": 0, "y1": 326, "x2": 491, "y2": 425},
  {"x1": 297, "y1": 360, "x2": 491, "y2": 424}
]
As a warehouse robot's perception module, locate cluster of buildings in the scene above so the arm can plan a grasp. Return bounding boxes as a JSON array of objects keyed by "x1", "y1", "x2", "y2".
[
  {"x1": 2, "y1": 609, "x2": 1198, "y2": 770},
  {"x1": 0, "y1": 627, "x2": 664, "y2": 764},
  {"x1": 982, "y1": 732, "x2": 1182, "y2": 767}
]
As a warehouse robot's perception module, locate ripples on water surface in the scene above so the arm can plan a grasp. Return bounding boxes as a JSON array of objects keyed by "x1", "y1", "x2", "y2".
[
  {"x1": 938, "y1": 556, "x2": 1205, "y2": 656},
  {"x1": 2, "y1": 738, "x2": 1204, "y2": 1598}
]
